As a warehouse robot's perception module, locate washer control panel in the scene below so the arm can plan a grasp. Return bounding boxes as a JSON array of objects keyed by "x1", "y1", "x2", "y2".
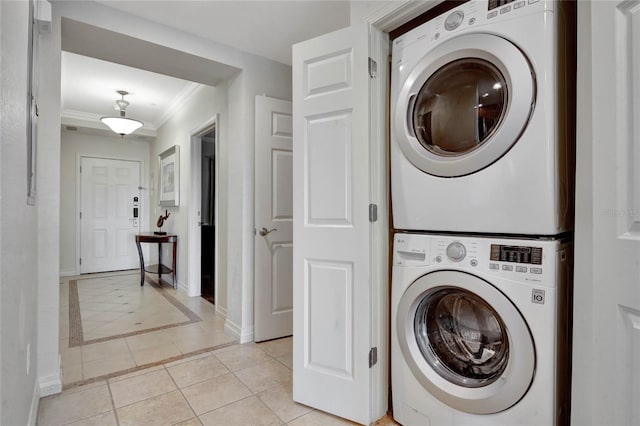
[{"x1": 393, "y1": 233, "x2": 560, "y2": 286}]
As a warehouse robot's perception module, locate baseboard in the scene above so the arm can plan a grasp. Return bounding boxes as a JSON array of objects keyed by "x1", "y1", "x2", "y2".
[
  {"x1": 27, "y1": 378, "x2": 40, "y2": 426},
  {"x1": 224, "y1": 318, "x2": 254, "y2": 343},
  {"x1": 59, "y1": 268, "x2": 77, "y2": 277},
  {"x1": 39, "y1": 359, "x2": 62, "y2": 397},
  {"x1": 215, "y1": 305, "x2": 227, "y2": 321}
]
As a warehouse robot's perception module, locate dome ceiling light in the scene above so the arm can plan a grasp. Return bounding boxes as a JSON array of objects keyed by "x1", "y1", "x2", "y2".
[{"x1": 100, "y1": 90, "x2": 143, "y2": 136}]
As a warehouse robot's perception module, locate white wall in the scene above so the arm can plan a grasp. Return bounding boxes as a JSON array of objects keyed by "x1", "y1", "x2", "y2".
[
  {"x1": 1, "y1": 1, "x2": 41, "y2": 424},
  {"x1": 59, "y1": 130, "x2": 151, "y2": 276},
  {"x1": 53, "y1": 1, "x2": 292, "y2": 342},
  {"x1": 149, "y1": 84, "x2": 228, "y2": 313}
]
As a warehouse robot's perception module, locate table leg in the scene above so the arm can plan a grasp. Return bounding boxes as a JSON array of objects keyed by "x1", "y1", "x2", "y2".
[
  {"x1": 158, "y1": 242, "x2": 163, "y2": 281},
  {"x1": 172, "y1": 240, "x2": 177, "y2": 289},
  {"x1": 136, "y1": 240, "x2": 145, "y2": 286}
]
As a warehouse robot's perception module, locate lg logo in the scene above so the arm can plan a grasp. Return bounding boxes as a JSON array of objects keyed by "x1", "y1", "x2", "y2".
[{"x1": 532, "y1": 289, "x2": 545, "y2": 305}]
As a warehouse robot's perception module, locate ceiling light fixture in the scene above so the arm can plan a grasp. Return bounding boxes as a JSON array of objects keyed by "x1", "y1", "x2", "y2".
[{"x1": 100, "y1": 90, "x2": 143, "y2": 136}]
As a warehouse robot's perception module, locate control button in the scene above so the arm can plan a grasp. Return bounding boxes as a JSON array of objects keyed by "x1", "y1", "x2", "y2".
[
  {"x1": 530, "y1": 267, "x2": 543, "y2": 274},
  {"x1": 435, "y1": 255, "x2": 442, "y2": 263},
  {"x1": 446, "y1": 242, "x2": 467, "y2": 262},
  {"x1": 500, "y1": 5, "x2": 511, "y2": 14},
  {"x1": 468, "y1": 17, "x2": 476, "y2": 25},
  {"x1": 487, "y1": 11, "x2": 498, "y2": 19},
  {"x1": 502, "y1": 265, "x2": 513, "y2": 271},
  {"x1": 489, "y1": 263, "x2": 499, "y2": 270},
  {"x1": 516, "y1": 266, "x2": 527, "y2": 273},
  {"x1": 434, "y1": 32, "x2": 440, "y2": 40},
  {"x1": 444, "y1": 10, "x2": 464, "y2": 31},
  {"x1": 470, "y1": 259, "x2": 478, "y2": 267},
  {"x1": 514, "y1": 1, "x2": 525, "y2": 9}
]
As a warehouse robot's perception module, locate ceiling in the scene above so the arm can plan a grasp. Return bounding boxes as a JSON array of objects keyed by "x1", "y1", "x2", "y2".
[
  {"x1": 61, "y1": 1, "x2": 351, "y2": 139},
  {"x1": 94, "y1": 1, "x2": 351, "y2": 66}
]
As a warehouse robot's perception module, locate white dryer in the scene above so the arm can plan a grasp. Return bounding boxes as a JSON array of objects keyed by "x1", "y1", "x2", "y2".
[
  {"x1": 391, "y1": 232, "x2": 572, "y2": 425},
  {"x1": 391, "y1": 0, "x2": 575, "y2": 235}
]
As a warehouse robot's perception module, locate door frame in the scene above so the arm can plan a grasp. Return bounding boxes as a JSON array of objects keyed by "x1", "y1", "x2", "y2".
[
  {"x1": 75, "y1": 154, "x2": 146, "y2": 275},
  {"x1": 188, "y1": 115, "x2": 219, "y2": 300}
]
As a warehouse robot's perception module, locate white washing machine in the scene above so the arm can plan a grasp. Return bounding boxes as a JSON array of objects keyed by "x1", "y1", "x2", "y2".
[
  {"x1": 391, "y1": 232, "x2": 571, "y2": 425},
  {"x1": 391, "y1": 0, "x2": 575, "y2": 235}
]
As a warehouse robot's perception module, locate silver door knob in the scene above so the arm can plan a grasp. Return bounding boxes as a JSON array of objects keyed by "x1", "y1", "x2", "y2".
[{"x1": 259, "y1": 227, "x2": 277, "y2": 236}]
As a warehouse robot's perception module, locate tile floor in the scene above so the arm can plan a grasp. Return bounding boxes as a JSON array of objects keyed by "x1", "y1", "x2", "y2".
[
  {"x1": 59, "y1": 271, "x2": 235, "y2": 386},
  {"x1": 38, "y1": 338, "x2": 361, "y2": 425},
  {"x1": 50, "y1": 271, "x2": 398, "y2": 425}
]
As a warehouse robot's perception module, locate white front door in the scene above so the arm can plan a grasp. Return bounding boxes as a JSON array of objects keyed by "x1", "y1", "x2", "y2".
[
  {"x1": 292, "y1": 23, "x2": 389, "y2": 425},
  {"x1": 572, "y1": 1, "x2": 640, "y2": 424},
  {"x1": 254, "y1": 95, "x2": 293, "y2": 342},
  {"x1": 80, "y1": 157, "x2": 140, "y2": 274}
]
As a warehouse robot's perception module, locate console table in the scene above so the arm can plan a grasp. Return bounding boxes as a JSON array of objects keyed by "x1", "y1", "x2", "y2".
[{"x1": 135, "y1": 233, "x2": 177, "y2": 288}]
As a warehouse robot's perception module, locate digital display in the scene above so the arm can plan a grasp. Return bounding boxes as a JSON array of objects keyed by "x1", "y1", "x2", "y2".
[
  {"x1": 488, "y1": 0, "x2": 516, "y2": 11},
  {"x1": 490, "y1": 245, "x2": 542, "y2": 265}
]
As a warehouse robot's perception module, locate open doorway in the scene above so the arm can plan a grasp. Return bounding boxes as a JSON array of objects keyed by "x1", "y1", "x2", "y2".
[{"x1": 200, "y1": 129, "x2": 216, "y2": 304}]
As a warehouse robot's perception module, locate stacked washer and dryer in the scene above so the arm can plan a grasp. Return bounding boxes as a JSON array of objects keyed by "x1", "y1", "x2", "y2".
[{"x1": 390, "y1": 1, "x2": 575, "y2": 425}]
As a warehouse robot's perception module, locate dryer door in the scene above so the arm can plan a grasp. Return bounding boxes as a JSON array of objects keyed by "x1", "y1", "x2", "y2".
[
  {"x1": 394, "y1": 33, "x2": 534, "y2": 177},
  {"x1": 396, "y1": 270, "x2": 535, "y2": 414}
]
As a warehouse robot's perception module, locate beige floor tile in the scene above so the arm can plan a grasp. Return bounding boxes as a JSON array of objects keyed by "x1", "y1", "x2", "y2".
[
  {"x1": 125, "y1": 329, "x2": 183, "y2": 353},
  {"x1": 198, "y1": 396, "x2": 279, "y2": 426},
  {"x1": 173, "y1": 417, "x2": 202, "y2": 426},
  {"x1": 167, "y1": 354, "x2": 229, "y2": 388},
  {"x1": 62, "y1": 380, "x2": 108, "y2": 395},
  {"x1": 276, "y1": 352, "x2": 293, "y2": 370},
  {"x1": 109, "y1": 365, "x2": 164, "y2": 384},
  {"x1": 131, "y1": 342, "x2": 182, "y2": 366},
  {"x1": 37, "y1": 384, "x2": 112, "y2": 426},
  {"x1": 181, "y1": 373, "x2": 252, "y2": 415},
  {"x1": 213, "y1": 343, "x2": 270, "y2": 372},
  {"x1": 116, "y1": 390, "x2": 195, "y2": 426},
  {"x1": 81, "y1": 339, "x2": 130, "y2": 363},
  {"x1": 288, "y1": 410, "x2": 357, "y2": 426},
  {"x1": 163, "y1": 323, "x2": 209, "y2": 340},
  {"x1": 372, "y1": 414, "x2": 401, "y2": 425},
  {"x1": 82, "y1": 352, "x2": 136, "y2": 380},
  {"x1": 62, "y1": 363, "x2": 83, "y2": 385},
  {"x1": 173, "y1": 332, "x2": 233, "y2": 354},
  {"x1": 110, "y1": 369, "x2": 177, "y2": 408},
  {"x1": 257, "y1": 337, "x2": 292, "y2": 358},
  {"x1": 61, "y1": 345, "x2": 82, "y2": 367},
  {"x1": 66, "y1": 410, "x2": 118, "y2": 426},
  {"x1": 257, "y1": 383, "x2": 312, "y2": 423},
  {"x1": 234, "y1": 358, "x2": 292, "y2": 394}
]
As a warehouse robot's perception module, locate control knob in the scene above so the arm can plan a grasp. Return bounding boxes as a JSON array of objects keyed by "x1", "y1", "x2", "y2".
[
  {"x1": 444, "y1": 10, "x2": 465, "y2": 31},
  {"x1": 446, "y1": 242, "x2": 467, "y2": 262}
]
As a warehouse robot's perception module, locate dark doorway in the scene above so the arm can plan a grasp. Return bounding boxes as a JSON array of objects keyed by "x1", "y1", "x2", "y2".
[{"x1": 200, "y1": 129, "x2": 215, "y2": 304}]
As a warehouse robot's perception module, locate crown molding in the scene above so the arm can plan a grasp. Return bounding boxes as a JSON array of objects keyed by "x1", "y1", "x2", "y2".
[{"x1": 153, "y1": 82, "x2": 206, "y2": 129}]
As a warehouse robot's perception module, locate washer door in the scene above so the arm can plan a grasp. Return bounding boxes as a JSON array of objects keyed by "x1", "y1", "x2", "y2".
[
  {"x1": 396, "y1": 270, "x2": 535, "y2": 414},
  {"x1": 394, "y1": 33, "x2": 535, "y2": 177}
]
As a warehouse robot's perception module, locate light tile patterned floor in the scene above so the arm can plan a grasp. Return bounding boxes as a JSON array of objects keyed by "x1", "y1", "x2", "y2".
[
  {"x1": 38, "y1": 338, "x2": 362, "y2": 426},
  {"x1": 59, "y1": 271, "x2": 235, "y2": 387}
]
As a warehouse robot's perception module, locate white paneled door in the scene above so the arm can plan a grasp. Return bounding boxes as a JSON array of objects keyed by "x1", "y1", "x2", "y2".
[
  {"x1": 254, "y1": 95, "x2": 294, "y2": 342},
  {"x1": 292, "y1": 23, "x2": 389, "y2": 425},
  {"x1": 80, "y1": 157, "x2": 141, "y2": 274},
  {"x1": 573, "y1": 1, "x2": 640, "y2": 424}
]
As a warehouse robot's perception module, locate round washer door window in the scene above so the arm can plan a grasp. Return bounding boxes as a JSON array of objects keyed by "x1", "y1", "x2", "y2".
[
  {"x1": 396, "y1": 271, "x2": 535, "y2": 414},
  {"x1": 394, "y1": 33, "x2": 535, "y2": 177}
]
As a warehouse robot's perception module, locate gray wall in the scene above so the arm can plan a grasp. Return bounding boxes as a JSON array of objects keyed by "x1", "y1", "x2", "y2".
[{"x1": 1, "y1": 1, "x2": 40, "y2": 424}]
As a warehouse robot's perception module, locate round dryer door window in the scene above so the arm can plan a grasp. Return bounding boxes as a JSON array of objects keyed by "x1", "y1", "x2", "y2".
[
  {"x1": 396, "y1": 270, "x2": 535, "y2": 414},
  {"x1": 394, "y1": 33, "x2": 535, "y2": 177}
]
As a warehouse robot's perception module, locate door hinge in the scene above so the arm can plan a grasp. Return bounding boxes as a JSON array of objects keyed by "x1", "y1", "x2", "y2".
[
  {"x1": 369, "y1": 347, "x2": 378, "y2": 368},
  {"x1": 79, "y1": 258, "x2": 82, "y2": 265},
  {"x1": 80, "y1": 166, "x2": 82, "y2": 173},
  {"x1": 369, "y1": 203, "x2": 378, "y2": 223},
  {"x1": 368, "y1": 57, "x2": 377, "y2": 78},
  {"x1": 79, "y1": 211, "x2": 82, "y2": 219}
]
